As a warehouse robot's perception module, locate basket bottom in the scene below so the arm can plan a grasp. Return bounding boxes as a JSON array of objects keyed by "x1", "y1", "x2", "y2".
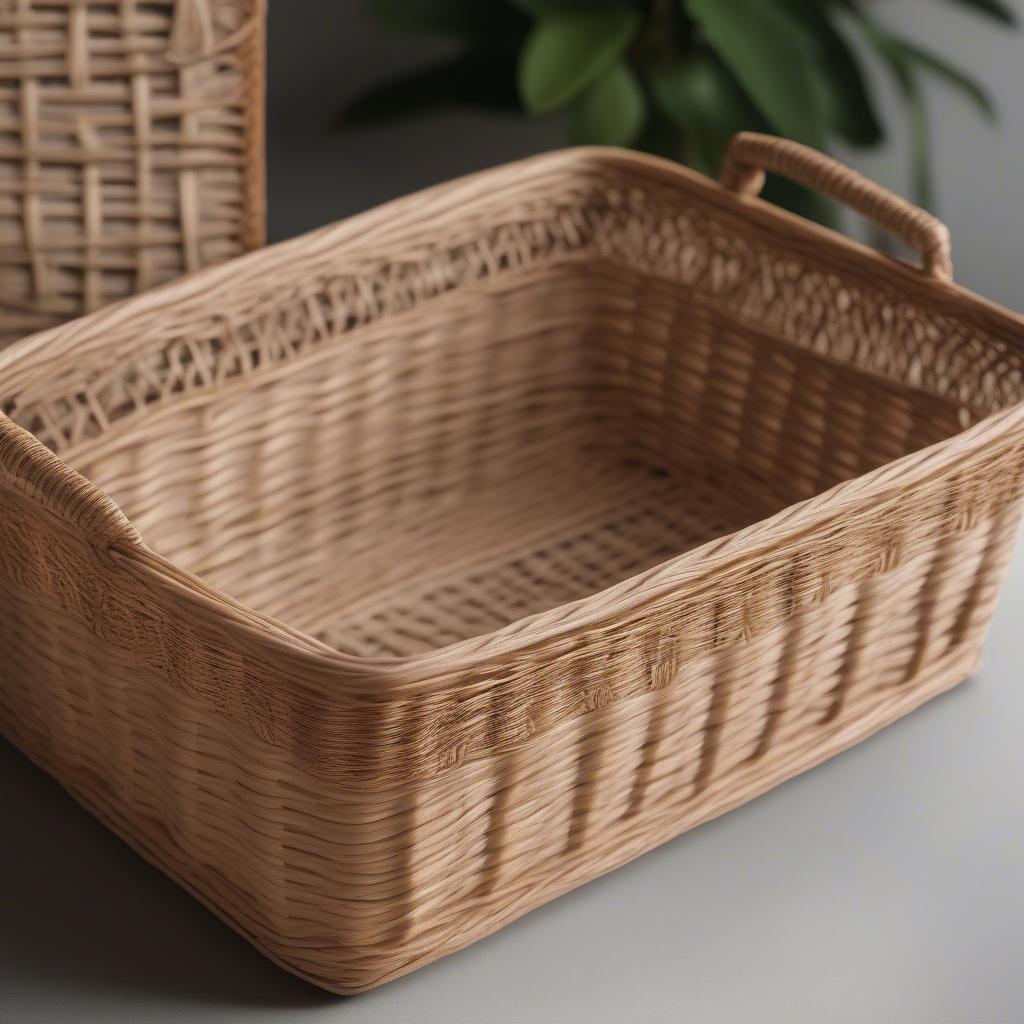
[{"x1": 305, "y1": 454, "x2": 780, "y2": 658}]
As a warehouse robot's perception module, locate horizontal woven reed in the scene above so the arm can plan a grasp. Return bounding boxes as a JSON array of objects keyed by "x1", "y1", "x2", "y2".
[
  {"x1": 0, "y1": 0, "x2": 266, "y2": 348},
  {"x1": 2, "y1": 135, "x2": 1024, "y2": 993}
]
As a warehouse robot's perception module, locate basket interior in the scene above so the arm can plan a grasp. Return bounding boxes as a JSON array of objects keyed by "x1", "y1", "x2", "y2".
[{"x1": 5, "y1": 154, "x2": 1024, "y2": 659}]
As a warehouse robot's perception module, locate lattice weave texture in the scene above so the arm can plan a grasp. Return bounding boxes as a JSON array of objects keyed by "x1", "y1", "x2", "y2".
[
  {"x1": 0, "y1": 0, "x2": 265, "y2": 346},
  {"x1": 1, "y1": 136, "x2": 1023, "y2": 994}
]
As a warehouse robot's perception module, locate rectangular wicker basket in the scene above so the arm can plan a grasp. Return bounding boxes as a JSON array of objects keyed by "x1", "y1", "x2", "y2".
[
  {"x1": 2, "y1": 133, "x2": 1024, "y2": 995},
  {"x1": 0, "y1": 0, "x2": 266, "y2": 348}
]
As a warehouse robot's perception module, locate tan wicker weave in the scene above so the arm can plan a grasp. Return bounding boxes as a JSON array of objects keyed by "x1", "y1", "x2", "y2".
[
  {"x1": 2, "y1": 134, "x2": 1024, "y2": 994},
  {"x1": 0, "y1": 0, "x2": 266, "y2": 347}
]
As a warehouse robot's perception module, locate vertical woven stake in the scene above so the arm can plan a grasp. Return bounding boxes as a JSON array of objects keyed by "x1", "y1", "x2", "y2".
[
  {"x1": 0, "y1": 0, "x2": 266, "y2": 347},
  {"x1": 168, "y1": 0, "x2": 217, "y2": 61}
]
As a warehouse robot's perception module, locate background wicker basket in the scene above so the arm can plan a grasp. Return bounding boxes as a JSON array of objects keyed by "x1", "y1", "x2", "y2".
[
  {"x1": 1, "y1": 134, "x2": 1023, "y2": 993},
  {"x1": 0, "y1": 0, "x2": 265, "y2": 347}
]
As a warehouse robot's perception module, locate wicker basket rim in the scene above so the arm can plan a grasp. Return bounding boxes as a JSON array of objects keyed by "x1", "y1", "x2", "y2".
[
  {"x1": 3, "y1": 146, "x2": 1024, "y2": 688},
  {"x1": 3, "y1": 145, "x2": 1022, "y2": 377}
]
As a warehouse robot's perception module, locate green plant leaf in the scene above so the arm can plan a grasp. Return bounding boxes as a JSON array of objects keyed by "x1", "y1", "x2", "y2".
[
  {"x1": 368, "y1": 0, "x2": 525, "y2": 37},
  {"x1": 888, "y1": 39, "x2": 996, "y2": 117},
  {"x1": 684, "y1": 0, "x2": 827, "y2": 145},
  {"x1": 649, "y1": 52, "x2": 759, "y2": 175},
  {"x1": 569, "y1": 61, "x2": 646, "y2": 145},
  {"x1": 518, "y1": 4, "x2": 641, "y2": 114},
  {"x1": 339, "y1": 52, "x2": 520, "y2": 125},
  {"x1": 940, "y1": 0, "x2": 1018, "y2": 25},
  {"x1": 649, "y1": 51, "x2": 839, "y2": 225},
  {"x1": 781, "y1": 2, "x2": 883, "y2": 147}
]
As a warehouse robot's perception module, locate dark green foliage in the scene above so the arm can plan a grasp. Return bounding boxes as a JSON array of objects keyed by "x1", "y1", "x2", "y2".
[
  {"x1": 685, "y1": 0, "x2": 827, "y2": 145},
  {"x1": 518, "y1": 4, "x2": 641, "y2": 114},
  {"x1": 569, "y1": 61, "x2": 647, "y2": 146},
  {"x1": 342, "y1": 0, "x2": 1009, "y2": 223}
]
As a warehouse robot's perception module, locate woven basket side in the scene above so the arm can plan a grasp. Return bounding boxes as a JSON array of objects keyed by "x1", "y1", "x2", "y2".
[
  {"x1": 329, "y1": 504, "x2": 1019, "y2": 993},
  {"x1": 0, "y1": 0, "x2": 266, "y2": 347},
  {"x1": 581, "y1": 166, "x2": 1024, "y2": 419},
  {"x1": 1, "y1": 468, "x2": 1017, "y2": 991},
  {"x1": 3, "y1": 399, "x2": 1019, "y2": 792}
]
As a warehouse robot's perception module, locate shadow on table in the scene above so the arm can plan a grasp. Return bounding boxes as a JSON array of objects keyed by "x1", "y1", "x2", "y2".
[{"x1": 0, "y1": 737, "x2": 333, "y2": 1010}]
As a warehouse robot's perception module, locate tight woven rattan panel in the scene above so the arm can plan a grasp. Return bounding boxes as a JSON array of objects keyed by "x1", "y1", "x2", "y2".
[
  {"x1": 2, "y1": 139, "x2": 1024, "y2": 993},
  {"x1": 0, "y1": 0, "x2": 265, "y2": 346}
]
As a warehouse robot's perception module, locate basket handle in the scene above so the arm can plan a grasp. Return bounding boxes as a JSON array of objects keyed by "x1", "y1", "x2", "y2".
[{"x1": 718, "y1": 132, "x2": 953, "y2": 282}]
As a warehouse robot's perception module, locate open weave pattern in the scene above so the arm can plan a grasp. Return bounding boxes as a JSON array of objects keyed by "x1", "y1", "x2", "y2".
[
  {"x1": 0, "y1": 0, "x2": 265, "y2": 347},
  {"x1": 2, "y1": 143, "x2": 1024, "y2": 992}
]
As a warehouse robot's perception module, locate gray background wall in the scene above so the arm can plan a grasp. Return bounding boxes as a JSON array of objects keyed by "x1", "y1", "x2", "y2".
[{"x1": 2, "y1": 3, "x2": 1023, "y2": 1022}]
